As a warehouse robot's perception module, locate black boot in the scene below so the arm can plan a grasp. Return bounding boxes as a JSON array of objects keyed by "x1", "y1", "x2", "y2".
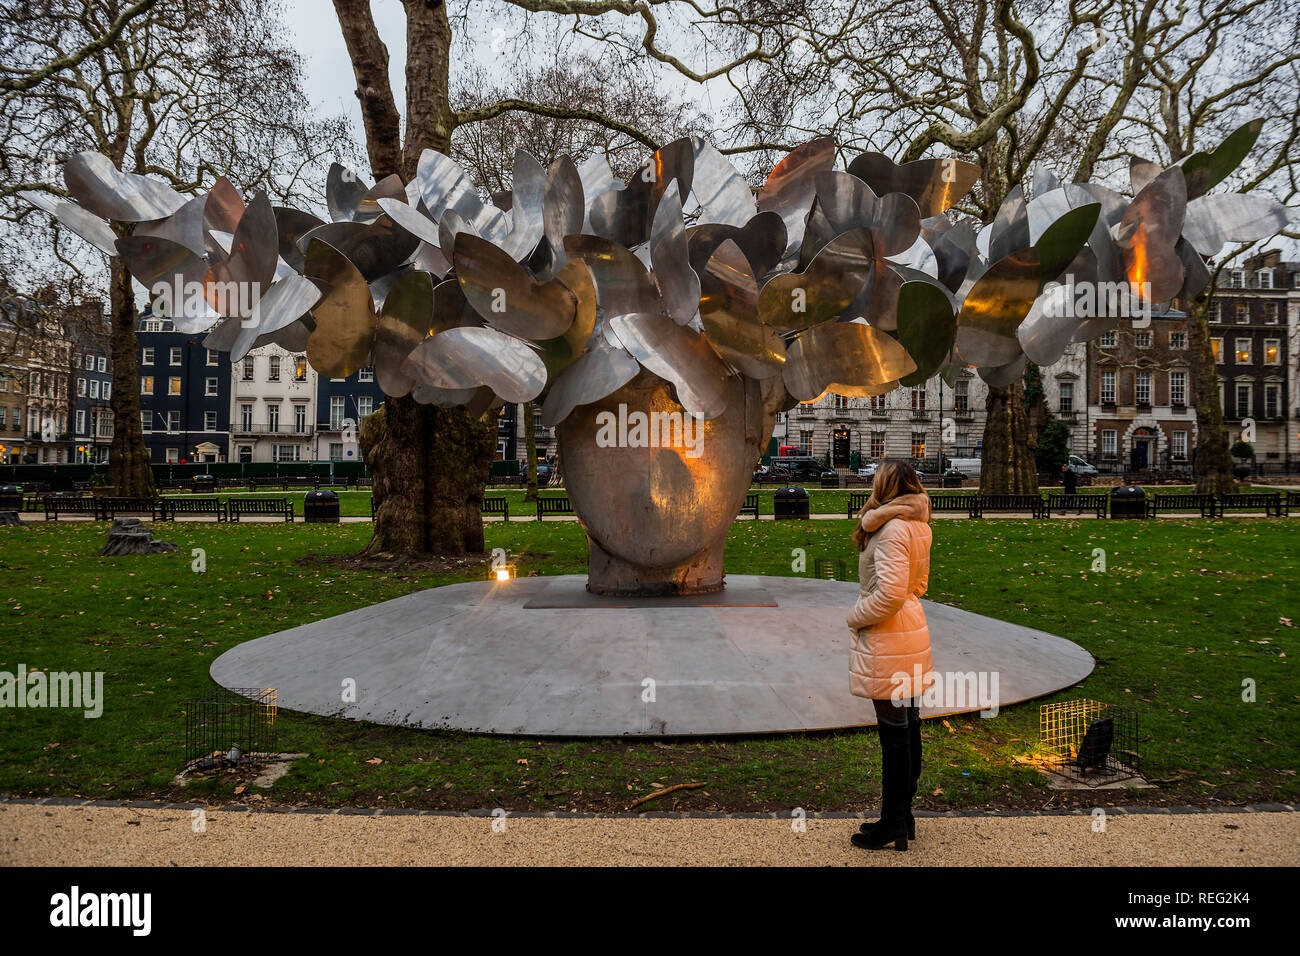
[
  {"x1": 861, "y1": 711, "x2": 921, "y2": 841},
  {"x1": 852, "y1": 723, "x2": 911, "y2": 851}
]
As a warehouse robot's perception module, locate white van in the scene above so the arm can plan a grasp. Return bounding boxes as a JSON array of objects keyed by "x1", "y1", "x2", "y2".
[{"x1": 946, "y1": 457, "x2": 982, "y2": 478}]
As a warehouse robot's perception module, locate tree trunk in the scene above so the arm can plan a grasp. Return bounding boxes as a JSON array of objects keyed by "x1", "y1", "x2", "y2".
[
  {"x1": 106, "y1": 257, "x2": 154, "y2": 497},
  {"x1": 332, "y1": 0, "x2": 494, "y2": 559},
  {"x1": 1184, "y1": 296, "x2": 1236, "y2": 494},
  {"x1": 979, "y1": 381, "x2": 1038, "y2": 494},
  {"x1": 524, "y1": 401, "x2": 538, "y2": 501},
  {"x1": 360, "y1": 397, "x2": 495, "y2": 556}
]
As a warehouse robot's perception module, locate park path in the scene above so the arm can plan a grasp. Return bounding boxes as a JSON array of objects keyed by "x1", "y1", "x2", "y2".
[{"x1": 2, "y1": 803, "x2": 1296, "y2": 866}]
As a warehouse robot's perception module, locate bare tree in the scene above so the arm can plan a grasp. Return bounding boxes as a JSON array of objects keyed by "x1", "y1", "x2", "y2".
[{"x1": 0, "y1": 0, "x2": 351, "y2": 494}]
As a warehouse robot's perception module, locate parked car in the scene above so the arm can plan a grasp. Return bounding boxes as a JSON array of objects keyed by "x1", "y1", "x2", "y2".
[
  {"x1": 857, "y1": 462, "x2": 878, "y2": 478},
  {"x1": 534, "y1": 461, "x2": 554, "y2": 483},
  {"x1": 945, "y1": 457, "x2": 982, "y2": 478},
  {"x1": 1067, "y1": 455, "x2": 1098, "y2": 481},
  {"x1": 763, "y1": 456, "x2": 837, "y2": 482}
]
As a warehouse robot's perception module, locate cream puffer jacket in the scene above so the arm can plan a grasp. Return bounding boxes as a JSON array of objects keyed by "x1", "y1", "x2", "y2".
[{"x1": 846, "y1": 492, "x2": 934, "y2": 701}]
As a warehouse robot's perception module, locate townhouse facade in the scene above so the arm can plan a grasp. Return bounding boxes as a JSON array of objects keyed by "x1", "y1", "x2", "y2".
[
  {"x1": 230, "y1": 344, "x2": 316, "y2": 463},
  {"x1": 315, "y1": 368, "x2": 384, "y2": 463},
  {"x1": 137, "y1": 313, "x2": 232, "y2": 464}
]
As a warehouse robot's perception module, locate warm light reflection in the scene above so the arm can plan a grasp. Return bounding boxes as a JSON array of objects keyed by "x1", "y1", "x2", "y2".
[{"x1": 495, "y1": 567, "x2": 510, "y2": 582}]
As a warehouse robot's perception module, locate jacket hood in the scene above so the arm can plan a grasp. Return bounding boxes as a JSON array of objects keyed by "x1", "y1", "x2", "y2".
[{"x1": 860, "y1": 492, "x2": 931, "y2": 533}]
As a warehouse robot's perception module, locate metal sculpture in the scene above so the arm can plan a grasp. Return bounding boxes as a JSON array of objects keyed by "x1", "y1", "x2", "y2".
[{"x1": 24, "y1": 121, "x2": 1297, "y2": 594}]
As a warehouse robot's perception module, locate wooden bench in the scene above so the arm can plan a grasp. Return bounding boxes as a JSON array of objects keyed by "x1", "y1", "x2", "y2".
[
  {"x1": 1045, "y1": 493, "x2": 1108, "y2": 518},
  {"x1": 738, "y1": 492, "x2": 759, "y2": 519},
  {"x1": 1146, "y1": 493, "x2": 1216, "y2": 518},
  {"x1": 847, "y1": 491, "x2": 870, "y2": 518},
  {"x1": 43, "y1": 496, "x2": 101, "y2": 520},
  {"x1": 930, "y1": 493, "x2": 982, "y2": 518},
  {"x1": 1216, "y1": 492, "x2": 1282, "y2": 517},
  {"x1": 247, "y1": 477, "x2": 320, "y2": 491},
  {"x1": 159, "y1": 496, "x2": 227, "y2": 521},
  {"x1": 228, "y1": 497, "x2": 294, "y2": 522},
  {"x1": 977, "y1": 494, "x2": 1046, "y2": 518},
  {"x1": 99, "y1": 497, "x2": 162, "y2": 520},
  {"x1": 1285, "y1": 490, "x2": 1300, "y2": 517},
  {"x1": 482, "y1": 497, "x2": 509, "y2": 521},
  {"x1": 536, "y1": 495, "x2": 573, "y2": 521}
]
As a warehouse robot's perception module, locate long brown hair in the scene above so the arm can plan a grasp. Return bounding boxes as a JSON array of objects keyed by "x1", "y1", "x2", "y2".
[{"x1": 852, "y1": 461, "x2": 926, "y2": 551}]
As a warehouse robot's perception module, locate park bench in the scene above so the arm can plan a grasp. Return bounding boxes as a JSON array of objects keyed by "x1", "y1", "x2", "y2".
[
  {"x1": 247, "y1": 477, "x2": 319, "y2": 491},
  {"x1": 536, "y1": 495, "x2": 574, "y2": 521},
  {"x1": 482, "y1": 497, "x2": 510, "y2": 521},
  {"x1": 228, "y1": 497, "x2": 294, "y2": 522},
  {"x1": 1045, "y1": 493, "x2": 1108, "y2": 518},
  {"x1": 43, "y1": 496, "x2": 101, "y2": 520},
  {"x1": 158, "y1": 496, "x2": 227, "y2": 521},
  {"x1": 930, "y1": 493, "x2": 982, "y2": 518},
  {"x1": 1284, "y1": 491, "x2": 1300, "y2": 517},
  {"x1": 847, "y1": 491, "x2": 870, "y2": 519},
  {"x1": 489, "y1": 475, "x2": 524, "y2": 487},
  {"x1": 98, "y1": 497, "x2": 162, "y2": 520},
  {"x1": 1216, "y1": 492, "x2": 1282, "y2": 518},
  {"x1": 738, "y1": 492, "x2": 759, "y2": 519},
  {"x1": 1146, "y1": 493, "x2": 1216, "y2": 518},
  {"x1": 977, "y1": 494, "x2": 1046, "y2": 518}
]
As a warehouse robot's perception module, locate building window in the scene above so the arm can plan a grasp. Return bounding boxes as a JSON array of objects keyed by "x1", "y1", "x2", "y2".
[
  {"x1": 1135, "y1": 370, "x2": 1152, "y2": 406},
  {"x1": 1210, "y1": 302, "x2": 1222, "y2": 323},
  {"x1": 169, "y1": 346, "x2": 182, "y2": 365},
  {"x1": 870, "y1": 393, "x2": 888, "y2": 411},
  {"x1": 294, "y1": 356, "x2": 308, "y2": 381},
  {"x1": 799, "y1": 428, "x2": 814, "y2": 454},
  {"x1": 1171, "y1": 431, "x2": 1188, "y2": 460},
  {"x1": 329, "y1": 443, "x2": 344, "y2": 461},
  {"x1": 204, "y1": 411, "x2": 217, "y2": 431},
  {"x1": 1099, "y1": 331, "x2": 1117, "y2": 347},
  {"x1": 168, "y1": 376, "x2": 181, "y2": 396},
  {"x1": 1100, "y1": 369, "x2": 1116, "y2": 404},
  {"x1": 1264, "y1": 384, "x2": 1280, "y2": 419},
  {"x1": 358, "y1": 366, "x2": 374, "y2": 383},
  {"x1": 293, "y1": 404, "x2": 307, "y2": 433},
  {"x1": 1257, "y1": 269, "x2": 1273, "y2": 289},
  {"x1": 75, "y1": 410, "x2": 85, "y2": 435},
  {"x1": 1235, "y1": 303, "x2": 1249, "y2": 324},
  {"x1": 1170, "y1": 370, "x2": 1187, "y2": 406},
  {"x1": 140, "y1": 375, "x2": 154, "y2": 395},
  {"x1": 167, "y1": 411, "x2": 180, "y2": 432},
  {"x1": 273, "y1": 444, "x2": 301, "y2": 462},
  {"x1": 207, "y1": 349, "x2": 219, "y2": 366},
  {"x1": 166, "y1": 447, "x2": 179, "y2": 464},
  {"x1": 77, "y1": 377, "x2": 86, "y2": 397},
  {"x1": 1135, "y1": 330, "x2": 1152, "y2": 348},
  {"x1": 1169, "y1": 331, "x2": 1187, "y2": 350},
  {"x1": 358, "y1": 396, "x2": 374, "y2": 418},
  {"x1": 1058, "y1": 382, "x2": 1073, "y2": 414},
  {"x1": 141, "y1": 411, "x2": 151, "y2": 431},
  {"x1": 141, "y1": 347, "x2": 154, "y2": 365},
  {"x1": 89, "y1": 380, "x2": 99, "y2": 399},
  {"x1": 870, "y1": 431, "x2": 886, "y2": 458},
  {"x1": 911, "y1": 432, "x2": 926, "y2": 459},
  {"x1": 238, "y1": 445, "x2": 252, "y2": 463},
  {"x1": 103, "y1": 381, "x2": 110, "y2": 400},
  {"x1": 267, "y1": 403, "x2": 280, "y2": 432},
  {"x1": 240, "y1": 404, "x2": 253, "y2": 430},
  {"x1": 910, "y1": 386, "x2": 926, "y2": 411},
  {"x1": 1234, "y1": 338, "x2": 1251, "y2": 364},
  {"x1": 242, "y1": 356, "x2": 255, "y2": 381},
  {"x1": 1211, "y1": 338, "x2": 1222, "y2": 363},
  {"x1": 96, "y1": 356, "x2": 106, "y2": 373},
  {"x1": 330, "y1": 395, "x2": 345, "y2": 430},
  {"x1": 1101, "y1": 429, "x2": 1117, "y2": 459},
  {"x1": 1235, "y1": 383, "x2": 1251, "y2": 419},
  {"x1": 1263, "y1": 339, "x2": 1280, "y2": 365},
  {"x1": 833, "y1": 394, "x2": 849, "y2": 410},
  {"x1": 268, "y1": 356, "x2": 280, "y2": 381},
  {"x1": 205, "y1": 377, "x2": 218, "y2": 396},
  {"x1": 1229, "y1": 270, "x2": 1245, "y2": 289}
]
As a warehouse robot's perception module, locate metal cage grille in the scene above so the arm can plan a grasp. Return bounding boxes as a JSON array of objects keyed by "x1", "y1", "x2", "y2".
[
  {"x1": 1039, "y1": 699, "x2": 1139, "y2": 782},
  {"x1": 183, "y1": 686, "x2": 277, "y2": 770}
]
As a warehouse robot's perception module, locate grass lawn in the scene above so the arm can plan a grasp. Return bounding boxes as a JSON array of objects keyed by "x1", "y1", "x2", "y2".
[{"x1": 0, "y1": 517, "x2": 1295, "y2": 813}]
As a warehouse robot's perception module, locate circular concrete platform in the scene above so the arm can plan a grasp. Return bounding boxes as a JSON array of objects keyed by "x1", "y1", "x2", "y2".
[{"x1": 211, "y1": 575, "x2": 1094, "y2": 736}]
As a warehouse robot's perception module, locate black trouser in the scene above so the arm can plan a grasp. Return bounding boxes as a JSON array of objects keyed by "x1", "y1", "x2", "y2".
[{"x1": 871, "y1": 698, "x2": 922, "y2": 824}]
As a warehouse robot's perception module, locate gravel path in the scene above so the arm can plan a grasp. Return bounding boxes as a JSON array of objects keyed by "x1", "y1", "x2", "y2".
[{"x1": 3, "y1": 804, "x2": 1296, "y2": 866}]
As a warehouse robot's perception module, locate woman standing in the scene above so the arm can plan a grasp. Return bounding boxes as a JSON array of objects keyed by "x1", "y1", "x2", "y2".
[{"x1": 846, "y1": 461, "x2": 934, "y2": 851}]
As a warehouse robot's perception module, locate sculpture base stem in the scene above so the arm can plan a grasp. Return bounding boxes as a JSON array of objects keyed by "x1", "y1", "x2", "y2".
[{"x1": 585, "y1": 535, "x2": 724, "y2": 597}]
